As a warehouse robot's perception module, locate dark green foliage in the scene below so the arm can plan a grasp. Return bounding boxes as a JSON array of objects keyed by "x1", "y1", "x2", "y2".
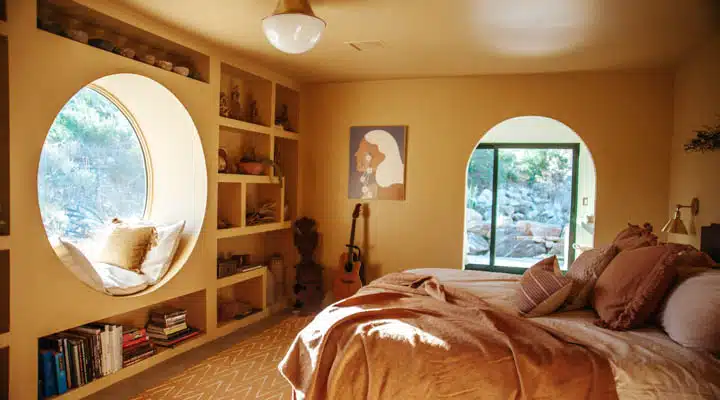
[{"x1": 38, "y1": 87, "x2": 147, "y2": 240}]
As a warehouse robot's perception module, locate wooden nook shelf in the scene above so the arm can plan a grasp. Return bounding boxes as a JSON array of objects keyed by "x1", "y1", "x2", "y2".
[
  {"x1": 218, "y1": 174, "x2": 280, "y2": 184},
  {"x1": 218, "y1": 116, "x2": 271, "y2": 135},
  {"x1": 216, "y1": 221, "x2": 292, "y2": 239},
  {"x1": 217, "y1": 266, "x2": 267, "y2": 289}
]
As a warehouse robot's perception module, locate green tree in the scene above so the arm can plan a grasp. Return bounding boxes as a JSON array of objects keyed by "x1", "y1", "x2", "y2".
[{"x1": 38, "y1": 87, "x2": 147, "y2": 240}]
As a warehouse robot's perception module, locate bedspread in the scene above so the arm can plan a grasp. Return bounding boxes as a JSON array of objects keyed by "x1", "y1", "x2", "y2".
[{"x1": 279, "y1": 272, "x2": 618, "y2": 400}]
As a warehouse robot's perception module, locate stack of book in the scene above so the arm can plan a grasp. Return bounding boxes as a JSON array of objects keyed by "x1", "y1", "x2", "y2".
[
  {"x1": 122, "y1": 327, "x2": 156, "y2": 368},
  {"x1": 146, "y1": 306, "x2": 200, "y2": 348},
  {"x1": 38, "y1": 324, "x2": 123, "y2": 398}
]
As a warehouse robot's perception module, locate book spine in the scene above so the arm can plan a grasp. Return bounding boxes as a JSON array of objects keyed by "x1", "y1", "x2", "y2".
[
  {"x1": 122, "y1": 328, "x2": 147, "y2": 342},
  {"x1": 68, "y1": 342, "x2": 80, "y2": 389},
  {"x1": 54, "y1": 352, "x2": 68, "y2": 394},
  {"x1": 115, "y1": 325, "x2": 123, "y2": 372},
  {"x1": 123, "y1": 336, "x2": 149, "y2": 349},
  {"x1": 39, "y1": 351, "x2": 57, "y2": 397}
]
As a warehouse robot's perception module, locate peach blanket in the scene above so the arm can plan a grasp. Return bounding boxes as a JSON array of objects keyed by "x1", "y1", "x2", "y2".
[{"x1": 279, "y1": 273, "x2": 618, "y2": 399}]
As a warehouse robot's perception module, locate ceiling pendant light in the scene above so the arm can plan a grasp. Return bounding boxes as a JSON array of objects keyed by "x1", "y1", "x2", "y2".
[{"x1": 262, "y1": 0, "x2": 326, "y2": 54}]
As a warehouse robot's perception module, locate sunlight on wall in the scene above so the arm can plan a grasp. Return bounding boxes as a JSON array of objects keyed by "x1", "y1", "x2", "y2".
[{"x1": 473, "y1": 0, "x2": 590, "y2": 56}]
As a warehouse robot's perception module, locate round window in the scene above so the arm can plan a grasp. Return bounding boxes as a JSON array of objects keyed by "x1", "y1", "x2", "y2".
[{"x1": 38, "y1": 86, "x2": 149, "y2": 241}]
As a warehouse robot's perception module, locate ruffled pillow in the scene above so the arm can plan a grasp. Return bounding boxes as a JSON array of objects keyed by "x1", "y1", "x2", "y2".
[
  {"x1": 96, "y1": 219, "x2": 157, "y2": 272},
  {"x1": 562, "y1": 244, "x2": 618, "y2": 311},
  {"x1": 612, "y1": 223, "x2": 657, "y2": 251},
  {"x1": 593, "y1": 245, "x2": 677, "y2": 330}
]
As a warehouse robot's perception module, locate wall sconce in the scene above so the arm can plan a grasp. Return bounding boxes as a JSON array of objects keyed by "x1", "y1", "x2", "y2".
[{"x1": 661, "y1": 198, "x2": 700, "y2": 235}]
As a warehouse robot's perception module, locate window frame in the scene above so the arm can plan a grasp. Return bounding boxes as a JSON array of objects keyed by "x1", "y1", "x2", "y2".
[
  {"x1": 465, "y1": 143, "x2": 580, "y2": 274},
  {"x1": 84, "y1": 84, "x2": 153, "y2": 219}
]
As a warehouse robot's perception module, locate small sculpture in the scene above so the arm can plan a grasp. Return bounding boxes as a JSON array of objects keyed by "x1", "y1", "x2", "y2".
[
  {"x1": 247, "y1": 100, "x2": 259, "y2": 125},
  {"x1": 219, "y1": 92, "x2": 231, "y2": 117},
  {"x1": 275, "y1": 104, "x2": 292, "y2": 132},
  {"x1": 293, "y1": 218, "x2": 324, "y2": 311},
  {"x1": 229, "y1": 85, "x2": 243, "y2": 120}
]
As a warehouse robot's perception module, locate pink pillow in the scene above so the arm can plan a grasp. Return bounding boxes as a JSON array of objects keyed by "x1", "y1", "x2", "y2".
[
  {"x1": 514, "y1": 256, "x2": 573, "y2": 317},
  {"x1": 593, "y1": 246, "x2": 677, "y2": 330},
  {"x1": 562, "y1": 245, "x2": 618, "y2": 311},
  {"x1": 658, "y1": 270, "x2": 720, "y2": 352}
]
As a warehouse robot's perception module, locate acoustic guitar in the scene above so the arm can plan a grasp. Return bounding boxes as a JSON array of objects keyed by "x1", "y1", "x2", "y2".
[{"x1": 333, "y1": 204, "x2": 364, "y2": 300}]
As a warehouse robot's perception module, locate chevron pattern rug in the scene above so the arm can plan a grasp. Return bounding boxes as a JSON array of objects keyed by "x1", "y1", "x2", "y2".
[{"x1": 130, "y1": 315, "x2": 312, "y2": 400}]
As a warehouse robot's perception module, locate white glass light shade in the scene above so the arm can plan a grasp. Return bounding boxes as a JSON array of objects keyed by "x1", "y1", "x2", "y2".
[{"x1": 262, "y1": 13, "x2": 325, "y2": 54}]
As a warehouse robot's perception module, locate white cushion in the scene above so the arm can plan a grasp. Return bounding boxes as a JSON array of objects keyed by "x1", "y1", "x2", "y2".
[
  {"x1": 141, "y1": 220, "x2": 185, "y2": 285},
  {"x1": 92, "y1": 262, "x2": 149, "y2": 296},
  {"x1": 54, "y1": 239, "x2": 107, "y2": 293}
]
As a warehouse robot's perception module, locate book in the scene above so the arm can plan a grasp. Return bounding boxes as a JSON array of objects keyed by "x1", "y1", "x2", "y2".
[
  {"x1": 149, "y1": 313, "x2": 187, "y2": 327},
  {"x1": 123, "y1": 335, "x2": 150, "y2": 349},
  {"x1": 38, "y1": 350, "x2": 57, "y2": 397},
  {"x1": 149, "y1": 305, "x2": 186, "y2": 319},
  {"x1": 150, "y1": 328, "x2": 201, "y2": 348},
  {"x1": 53, "y1": 351, "x2": 68, "y2": 395},
  {"x1": 122, "y1": 327, "x2": 147, "y2": 343},
  {"x1": 122, "y1": 348, "x2": 157, "y2": 367},
  {"x1": 146, "y1": 322, "x2": 188, "y2": 336},
  {"x1": 71, "y1": 326, "x2": 102, "y2": 380},
  {"x1": 39, "y1": 335, "x2": 72, "y2": 389}
]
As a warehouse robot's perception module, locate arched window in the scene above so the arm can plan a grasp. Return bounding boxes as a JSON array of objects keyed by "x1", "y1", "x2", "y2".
[
  {"x1": 38, "y1": 86, "x2": 149, "y2": 241},
  {"x1": 465, "y1": 116, "x2": 596, "y2": 273}
]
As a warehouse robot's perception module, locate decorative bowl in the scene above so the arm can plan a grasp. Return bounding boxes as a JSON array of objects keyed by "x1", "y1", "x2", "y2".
[
  {"x1": 67, "y1": 29, "x2": 88, "y2": 44},
  {"x1": 156, "y1": 60, "x2": 173, "y2": 71},
  {"x1": 139, "y1": 54, "x2": 156, "y2": 65},
  {"x1": 119, "y1": 48, "x2": 136, "y2": 59},
  {"x1": 237, "y1": 161, "x2": 265, "y2": 175},
  {"x1": 172, "y1": 66, "x2": 190, "y2": 76}
]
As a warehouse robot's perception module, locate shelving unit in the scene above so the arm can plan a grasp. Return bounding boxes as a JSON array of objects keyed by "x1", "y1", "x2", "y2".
[
  {"x1": 36, "y1": 0, "x2": 210, "y2": 83},
  {"x1": 42, "y1": 290, "x2": 208, "y2": 400},
  {"x1": 1, "y1": 1, "x2": 303, "y2": 398},
  {"x1": 216, "y1": 267, "x2": 267, "y2": 331}
]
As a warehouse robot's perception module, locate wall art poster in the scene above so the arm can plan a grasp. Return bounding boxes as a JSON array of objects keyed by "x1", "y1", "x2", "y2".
[{"x1": 349, "y1": 126, "x2": 406, "y2": 200}]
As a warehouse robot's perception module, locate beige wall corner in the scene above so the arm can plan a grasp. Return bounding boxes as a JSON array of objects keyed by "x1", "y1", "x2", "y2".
[{"x1": 669, "y1": 34, "x2": 720, "y2": 247}]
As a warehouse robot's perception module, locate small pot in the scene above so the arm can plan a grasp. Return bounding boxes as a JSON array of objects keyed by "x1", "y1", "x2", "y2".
[
  {"x1": 89, "y1": 38, "x2": 115, "y2": 52},
  {"x1": 139, "y1": 54, "x2": 156, "y2": 65},
  {"x1": 66, "y1": 29, "x2": 88, "y2": 44},
  {"x1": 237, "y1": 161, "x2": 265, "y2": 175},
  {"x1": 156, "y1": 60, "x2": 173, "y2": 71},
  {"x1": 172, "y1": 66, "x2": 190, "y2": 77}
]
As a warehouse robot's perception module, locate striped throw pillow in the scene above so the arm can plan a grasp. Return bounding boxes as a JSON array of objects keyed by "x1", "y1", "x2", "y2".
[{"x1": 515, "y1": 256, "x2": 573, "y2": 317}]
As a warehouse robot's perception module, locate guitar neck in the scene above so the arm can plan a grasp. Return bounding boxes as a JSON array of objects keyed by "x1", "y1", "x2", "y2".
[{"x1": 347, "y1": 217, "x2": 358, "y2": 257}]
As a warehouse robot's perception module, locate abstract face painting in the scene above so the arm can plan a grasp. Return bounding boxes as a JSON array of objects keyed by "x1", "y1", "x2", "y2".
[{"x1": 349, "y1": 126, "x2": 406, "y2": 200}]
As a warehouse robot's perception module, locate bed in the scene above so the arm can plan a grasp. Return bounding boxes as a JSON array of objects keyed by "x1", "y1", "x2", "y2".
[{"x1": 279, "y1": 268, "x2": 720, "y2": 399}]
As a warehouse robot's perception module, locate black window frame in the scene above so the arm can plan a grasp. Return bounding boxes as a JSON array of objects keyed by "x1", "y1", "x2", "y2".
[{"x1": 465, "y1": 143, "x2": 580, "y2": 274}]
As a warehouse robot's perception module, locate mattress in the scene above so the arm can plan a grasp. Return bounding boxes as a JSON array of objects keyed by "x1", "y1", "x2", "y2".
[{"x1": 408, "y1": 268, "x2": 720, "y2": 399}]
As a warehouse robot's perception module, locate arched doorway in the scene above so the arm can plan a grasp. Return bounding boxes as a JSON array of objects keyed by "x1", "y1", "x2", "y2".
[{"x1": 465, "y1": 116, "x2": 596, "y2": 272}]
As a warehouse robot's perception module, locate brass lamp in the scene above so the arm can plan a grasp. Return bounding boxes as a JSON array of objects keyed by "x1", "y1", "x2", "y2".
[{"x1": 661, "y1": 198, "x2": 700, "y2": 235}]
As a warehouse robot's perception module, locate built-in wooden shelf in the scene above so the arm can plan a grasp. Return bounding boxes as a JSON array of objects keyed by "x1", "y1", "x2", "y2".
[
  {"x1": 37, "y1": 0, "x2": 210, "y2": 83},
  {"x1": 51, "y1": 333, "x2": 208, "y2": 400},
  {"x1": 216, "y1": 310, "x2": 268, "y2": 338},
  {"x1": 218, "y1": 174, "x2": 280, "y2": 184},
  {"x1": 0, "y1": 332, "x2": 8, "y2": 348},
  {"x1": 216, "y1": 221, "x2": 292, "y2": 239},
  {"x1": 217, "y1": 266, "x2": 267, "y2": 289},
  {"x1": 218, "y1": 116, "x2": 271, "y2": 135},
  {"x1": 273, "y1": 128, "x2": 300, "y2": 141},
  {"x1": 0, "y1": 236, "x2": 7, "y2": 251}
]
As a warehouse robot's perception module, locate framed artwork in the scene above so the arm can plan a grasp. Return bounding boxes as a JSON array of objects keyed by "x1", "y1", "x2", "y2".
[{"x1": 349, "y1": 126, "x2": 407, "y2": 200}]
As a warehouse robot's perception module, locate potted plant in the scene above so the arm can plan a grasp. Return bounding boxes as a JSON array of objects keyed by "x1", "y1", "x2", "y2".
[{"x1": 237, "y1": 146, "x2": 265, "y2": 175}]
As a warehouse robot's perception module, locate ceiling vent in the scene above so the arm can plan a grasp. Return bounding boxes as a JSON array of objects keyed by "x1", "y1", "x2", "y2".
[{"x1": 346, "y1": 40, "x2": 385, "y2": 51}]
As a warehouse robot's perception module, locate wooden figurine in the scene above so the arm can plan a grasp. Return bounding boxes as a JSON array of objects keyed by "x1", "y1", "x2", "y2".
[{"x1": 293, "y1": 218, "x2": 324, "y2": 310}]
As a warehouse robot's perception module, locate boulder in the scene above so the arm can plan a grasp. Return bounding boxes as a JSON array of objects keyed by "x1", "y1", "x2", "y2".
[
  {"x1": 466, "y1": 208, "x2": 485, "y2": 232},
  {"x1": 495, "y1": 237, "x2": 547, "y2": 258},
  {"x1": 467, "y1": 232, "x2": 489, "y2": 255},
  {"x1": 515, "y1": 221, "x2": 563, "y2": 238}
]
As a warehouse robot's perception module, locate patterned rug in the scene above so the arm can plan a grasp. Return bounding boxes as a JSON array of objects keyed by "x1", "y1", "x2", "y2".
[{"x1": 130, "y1": 315, "x2": 312, "y2": 400}]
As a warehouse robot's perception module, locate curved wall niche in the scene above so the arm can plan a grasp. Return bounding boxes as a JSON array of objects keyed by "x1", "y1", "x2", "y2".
[{"x1": 38, "y1": 73, "x2": 207, "y2": 296}]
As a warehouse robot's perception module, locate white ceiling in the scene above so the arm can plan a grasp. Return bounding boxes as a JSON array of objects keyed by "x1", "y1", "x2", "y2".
[{"x1": 117, "y1": 0, "x2": 719, "y2": 83}]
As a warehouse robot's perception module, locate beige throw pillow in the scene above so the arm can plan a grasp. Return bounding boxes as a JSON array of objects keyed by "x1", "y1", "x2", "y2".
[
  {"x1": 562, "y1": 245, "x2": 619, "y2": 311},
  {"x1": 96, "y1": 221, "x2": 157, "y2": 272},
  {"x1": 514, "y1": 256, "x2": 573, "y2": 317}
]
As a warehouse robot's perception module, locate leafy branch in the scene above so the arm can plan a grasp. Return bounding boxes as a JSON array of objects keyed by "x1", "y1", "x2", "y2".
[{"x1": 684, "y1": 118, "x2": 720, "y2": 153}]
